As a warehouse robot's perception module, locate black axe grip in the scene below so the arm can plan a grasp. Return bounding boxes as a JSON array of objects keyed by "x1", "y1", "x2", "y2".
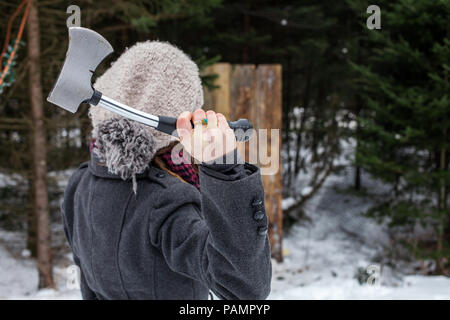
[{"x1": 157, "y1": 115, "x2": 253, "y2": 142}]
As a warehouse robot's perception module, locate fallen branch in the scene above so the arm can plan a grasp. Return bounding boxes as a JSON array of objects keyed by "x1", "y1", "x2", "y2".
[{"x1": 284, "y1": 160, "x2": 334, "y2": 218}]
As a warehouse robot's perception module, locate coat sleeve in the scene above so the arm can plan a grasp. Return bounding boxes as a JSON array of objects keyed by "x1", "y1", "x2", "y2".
[{"x1": 149, "y1": 163, "x2": 272, "y2": 300}]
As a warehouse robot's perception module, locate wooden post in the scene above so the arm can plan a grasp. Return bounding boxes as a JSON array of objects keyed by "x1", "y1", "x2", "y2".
[
  {"x1": 204, "y1": 63, "x2": 231, "y2": 118},
  {"x1": 204, "y1": 63, "x2": 283, "y2": 262},
  {"x1": 255, "y1": 65, "x2": 283, "y2": 262}
]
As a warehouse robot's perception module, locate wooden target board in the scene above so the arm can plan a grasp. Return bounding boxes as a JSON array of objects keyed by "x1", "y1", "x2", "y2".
[{"x1": 204, "y1": 63, "x2": 283, "y2": 262}]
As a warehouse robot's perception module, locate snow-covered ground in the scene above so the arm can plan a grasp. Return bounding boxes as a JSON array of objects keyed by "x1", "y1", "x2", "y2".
[
  {"x1": 0, "y1": 239, "x2": 81, "y2": 300},
  {"x1": 0, "y1": 158, "x2": 449, "y2": 299},
  {"x1": 268, "y1": 167, "x2": 450, "y2": 299}
]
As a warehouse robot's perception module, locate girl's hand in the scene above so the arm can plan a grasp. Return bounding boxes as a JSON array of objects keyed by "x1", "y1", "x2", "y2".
[{"x1": 176, "y1": 109, "x2": 237, "y2": 163}]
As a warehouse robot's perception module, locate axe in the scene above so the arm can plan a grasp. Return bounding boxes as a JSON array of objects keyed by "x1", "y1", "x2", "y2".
[{"x1": 47, "y1": 27, "x2": 252, "y2": 141}]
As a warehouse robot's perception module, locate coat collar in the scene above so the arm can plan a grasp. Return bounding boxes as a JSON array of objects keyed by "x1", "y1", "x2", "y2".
[{"x1": 88, "y1": 151, "x2": 163, "y2": 182}]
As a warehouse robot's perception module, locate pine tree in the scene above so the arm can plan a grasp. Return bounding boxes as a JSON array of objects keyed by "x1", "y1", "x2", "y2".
[{"x1": 352, "y1": 0, "x2": 450, "y2": 271}]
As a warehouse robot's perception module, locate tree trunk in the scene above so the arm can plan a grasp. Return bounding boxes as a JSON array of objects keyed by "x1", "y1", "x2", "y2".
[
  {"x1": 435, "y1": 128, "x2": 447, "y2": 274},
  {"x1": 293, "y1": 60, "x2": 312, "y2": 180},
  {"x1": 440, "y1": 129, "x2": 448, "y2": 239},
  {"x1": 444, "y1": 75, "x2": 450, "y2": 245},
  {"x1": 284, "y1": 57, "x2": 292, "y2": 190},
  {"x1": 242, "y1": 0, "x2": 251, "y2": 63},
  {"x1": 27, "y1": 0, "x2": 54, "y2": 289},
  {"x1": 242, "y1": 14, "x2": 250, "y2": 63},
  {"x1": 354, "y1": 165, "x2": 361, "y2": 190},
  {"x1": 354, "y1": 101, "x2": 361, "y2": 190},
  {"x1": 26, "y1": 171, "x2": 37, "y2": 258},
  {"x1": 354, "y1": 39, "x2": 363, "y2": 191}
]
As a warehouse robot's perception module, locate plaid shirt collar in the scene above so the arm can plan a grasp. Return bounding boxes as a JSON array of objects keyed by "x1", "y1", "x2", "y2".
[{"x1": 160, "y1": 149, "x2": 200, "y2": 190}]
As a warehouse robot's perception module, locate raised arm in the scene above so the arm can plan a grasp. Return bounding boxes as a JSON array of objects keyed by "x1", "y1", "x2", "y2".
[{"x1": 149, "y1": 161, "x2": 272, "y2": 300}]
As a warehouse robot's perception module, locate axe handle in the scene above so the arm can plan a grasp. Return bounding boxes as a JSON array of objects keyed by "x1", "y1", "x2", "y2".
[
  {"x1": 95, "y1": 91, "x2": 253, "y2": 142},
  {"x1": 98, "y1": 94, "x2": 160, "y2": 128},
  {"x1": 157, "y1": 116, "x2": 253, "y2": 142}
]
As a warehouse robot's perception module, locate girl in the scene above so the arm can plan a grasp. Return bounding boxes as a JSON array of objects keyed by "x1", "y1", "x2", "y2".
[{"x1": 61, "y1": 41, "x2": 272, "y2": 300}]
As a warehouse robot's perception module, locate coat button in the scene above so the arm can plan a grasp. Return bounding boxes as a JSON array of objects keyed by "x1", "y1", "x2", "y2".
[
  {"x1": 252, "y1": 199, "x2": 263, "y2": 207},
  {"x1": 257, "y1": 226, "x2": 268, "y2": 236},
  {"x1": 253, "y1": 211, "x2": 265, "y2": 221},
  {"x1": 156, "y1": 172, "x2": 165, "y2": 178}
]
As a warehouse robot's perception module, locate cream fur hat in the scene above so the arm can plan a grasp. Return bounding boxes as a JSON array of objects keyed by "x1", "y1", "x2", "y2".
[
  {"x1": 90, "y1": 41, "x2": 203, "y2": 148},
  {"x1": 89, "y1": 41, "x2": 203, "y2": 190}
]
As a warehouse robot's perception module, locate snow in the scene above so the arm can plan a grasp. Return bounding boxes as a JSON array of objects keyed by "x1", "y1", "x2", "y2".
[
  {"x1": 300, "y1": 186, "x2": 313, "y2": 196},
  {"x1": 0, "y1": 171, "x2": 21, "y2": 188},
  {"x1": 0, "y1": 162, "x2": 449, "y2": 300},
  {"x1": 270, "y1": 275, "x2": 450, "y2": 300},
  {"x1": 0, "y1": 230, "x2": 81, "y2": 300},
  {"x1": 281, "y1": 197, "x2": 296, "y2": 210},
  {"x1": 268, "y1": 160, "x2": 450, "y2": 299}
]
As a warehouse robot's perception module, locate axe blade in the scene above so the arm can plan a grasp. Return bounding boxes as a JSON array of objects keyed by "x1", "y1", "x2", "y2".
[{"x1": 47, "y1": 27, "x2": 113, "y2": 113}]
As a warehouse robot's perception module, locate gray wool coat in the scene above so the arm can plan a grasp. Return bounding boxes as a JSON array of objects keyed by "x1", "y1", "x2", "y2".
[{"x1": 61, "y1": 154, "x2": 272, "y2": 300}]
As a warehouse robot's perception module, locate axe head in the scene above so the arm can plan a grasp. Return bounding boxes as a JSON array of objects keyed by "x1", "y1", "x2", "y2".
[{"x1": 47, "y1": 27, "x2": 113, "y2": 113}]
